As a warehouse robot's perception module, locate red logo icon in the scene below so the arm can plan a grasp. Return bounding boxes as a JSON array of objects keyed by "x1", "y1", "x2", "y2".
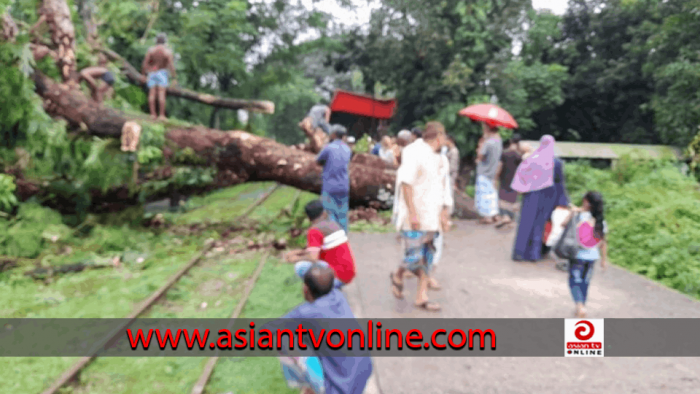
[
  {"x1": 565, "y1": 319, "x2": 603, "y2": 357},
  {"x1": 574, "y1": 320, "x2": 594, "y2": 341}
]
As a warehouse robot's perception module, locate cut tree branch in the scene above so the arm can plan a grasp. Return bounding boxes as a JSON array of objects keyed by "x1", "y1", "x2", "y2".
[{"x1": 101, "y1": 48, "x2": 275, "y2": 114}]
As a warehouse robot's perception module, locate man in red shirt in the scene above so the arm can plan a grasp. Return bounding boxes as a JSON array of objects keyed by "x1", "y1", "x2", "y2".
[{"x1": 284, "y1": 200, "x2": 356, "y2": 287}]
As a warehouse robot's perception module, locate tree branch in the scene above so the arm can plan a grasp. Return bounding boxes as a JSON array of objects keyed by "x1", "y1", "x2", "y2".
[{"x1": 101, "y1": 48, "x2": 275, "y2": 114}]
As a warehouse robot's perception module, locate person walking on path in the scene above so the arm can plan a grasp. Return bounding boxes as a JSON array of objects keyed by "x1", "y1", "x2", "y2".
[
  {"x1": 277, "y1": 263, "x2": 373, "y2": 394},
  {"x1": 316, "y1": 125, "x2": 352, "y2": 233},
  {"x1": 390, "y1": 121, "x2": 453, "y2": 312},
  {"x1": 284, "y1": 200, "x2": 357, "y2": 288},
  {"x1": 142, "y1": 33, "x2": 176, "y2": 120},
  {"x1": 494, "y1": 135, "x2": 523, "y2": 228},
  {"x1": 562, "y1": 191, "x2": 609, "y2": 318},
  {"x1": 475, "y1": 123, "x2": 502, "y2": 224},
  {"x1": 511, "y1": 135, "x2": 569, "y2": 262},
  {"x1": 79, "y1": 54, "x2": 115, "y2": 103}
]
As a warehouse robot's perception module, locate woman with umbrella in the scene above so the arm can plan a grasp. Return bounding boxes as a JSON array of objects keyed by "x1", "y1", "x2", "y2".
[{"x1": 510, "y1": 135, "x2": 570, "y2": 262}]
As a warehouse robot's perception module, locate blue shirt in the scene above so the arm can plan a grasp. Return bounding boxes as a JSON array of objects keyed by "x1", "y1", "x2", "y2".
[
  {"x1": 371, "y1": 143, "x2": 381, "y2": 155},
  {"x1": 317, "y1": 140, "x2": 352, "y2": 196},
  {"x1": 284, "y1": 289, "x2": 373, "y2": 394}
]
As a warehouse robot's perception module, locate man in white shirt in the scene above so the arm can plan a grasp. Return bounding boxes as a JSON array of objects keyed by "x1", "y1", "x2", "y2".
[{"x1": 390, "y1": 122, "x2": 453, "y2": 312}]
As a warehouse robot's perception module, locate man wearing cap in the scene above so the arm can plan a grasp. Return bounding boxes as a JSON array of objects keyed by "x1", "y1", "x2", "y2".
[
  {"x1": 316, "y1": 125, "x2": 352, "y2": 233},
  {"x1": 79, "y1": 54, "x2": 115, "y2": 104},
  {"x1": 142, "y1": 33, "x2": 176, "y2": 120},
  {"x1": 284, "y1": 200, "x2": 356, "y2": 288},
  {"x1": 276, "y1": 263, "x2": 373, "y2": 394}
]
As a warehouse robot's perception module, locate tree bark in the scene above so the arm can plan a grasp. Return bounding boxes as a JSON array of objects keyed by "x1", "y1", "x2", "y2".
[
  {"x1": 101, "y1": 49, "x2": 275, "y2": 114},
  {"x1": 38, "y1": 0, "x2": 77, "y2": 81},
  {"x1": 77, "y1": 0, "x2": 100, "y2": 48},
  {"x1": 2, "y1": 12, "x2": 19, "y2": 42}
]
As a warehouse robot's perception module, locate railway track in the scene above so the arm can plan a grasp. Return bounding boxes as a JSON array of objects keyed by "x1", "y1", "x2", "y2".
[{"x1": 41, "y1": 183, "x2": 285, "y2": 394}]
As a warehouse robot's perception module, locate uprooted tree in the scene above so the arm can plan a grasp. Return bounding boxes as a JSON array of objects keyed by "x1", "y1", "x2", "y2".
[{"x1": 1, "y1": 1, "x2": 477, "y2": 218}]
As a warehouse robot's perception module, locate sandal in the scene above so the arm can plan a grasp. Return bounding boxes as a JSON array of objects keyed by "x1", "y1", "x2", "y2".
[
  {"x1": 415, "y1": 300, "x2": 441, "y2": 312},
  {"x1": 390, "y1": 273, "x2": 404, "y2": 299},
  {"x1": 495, "y1": 219, "x2": 512, "y2": 229}
]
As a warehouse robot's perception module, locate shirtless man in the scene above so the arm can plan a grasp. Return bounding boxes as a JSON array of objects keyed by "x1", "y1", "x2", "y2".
[
  {"x1": 80, "y1": 54, "x2": 115, "y2": 103},
  {"x1": 142, "y1": 33, "x2": 176, "y2": 120}
]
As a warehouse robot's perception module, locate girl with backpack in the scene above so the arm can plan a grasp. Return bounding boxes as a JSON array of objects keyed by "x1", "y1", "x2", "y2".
[{"x1": 562, "y1": 191, "x2": 609, "y2": 318}]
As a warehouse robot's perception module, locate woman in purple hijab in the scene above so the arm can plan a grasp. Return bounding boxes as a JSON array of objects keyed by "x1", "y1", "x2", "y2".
[{"x1": 511, "y1": 135, "x2": 569, "y2": 262}]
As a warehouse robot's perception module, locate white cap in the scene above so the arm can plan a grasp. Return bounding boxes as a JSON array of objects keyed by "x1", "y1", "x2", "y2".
[
  {"x1": 397, "y1": 130, "x2": 412, "y2": 141},
  {"x1": 347, "y1": 136, "x2": 356, "y2": 143}
]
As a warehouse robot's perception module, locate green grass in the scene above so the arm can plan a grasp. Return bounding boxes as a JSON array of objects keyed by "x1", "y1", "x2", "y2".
[
  {"x1": 171, "y1": 182, "x2": 279, "y2": 225},
  {"x1": 0, "y1": 181, "x2": 385, "y2": 394},
  {"x1": 71, "y1": 260, "x2": 304, "y2": 394},
  {"x1": 205, "y1": 261, "x2": 303, "y2": 394},
  {"x1": 0, "y1": 237, "x2": 211, "y2": 393},
  {"x1": 0, "y1": 182, "x2": 287, "y2": 393},
  {"x1": 69, "y1": 253, "x2": 295, "y2": 394}
]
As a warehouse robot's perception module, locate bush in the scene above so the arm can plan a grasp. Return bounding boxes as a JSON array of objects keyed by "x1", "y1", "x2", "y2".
[
  {"x1": 564, "y1": 160, "x2": 700, "y2": 298},
  {"x1": 0, "y1": 203, "x2": 71, "y2": 258}
]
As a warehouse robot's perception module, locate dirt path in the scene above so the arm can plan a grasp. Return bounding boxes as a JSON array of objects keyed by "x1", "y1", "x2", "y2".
[{"x1": 344, "y1": 220, "x2": 700, "y2": 394}]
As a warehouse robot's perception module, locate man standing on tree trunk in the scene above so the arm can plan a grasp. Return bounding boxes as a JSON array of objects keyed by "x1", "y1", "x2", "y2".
[
  {"x1": 316, "y1": 125, "x2": 352, "y2": 233},
  {"x1": 142, "y1": 33, "x2": 176, "y2": 121}
]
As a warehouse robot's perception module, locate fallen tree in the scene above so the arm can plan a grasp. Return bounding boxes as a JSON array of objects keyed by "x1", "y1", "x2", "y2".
[
  {"x1": 33, "y1": 72, "x2": 398, "y2": 207},
  {"x1": 33, "y1": 72, "x2": 478, "y2": 216},
  {"x1": 5, "y1": 1, "x2": 478, "y2": 218}
]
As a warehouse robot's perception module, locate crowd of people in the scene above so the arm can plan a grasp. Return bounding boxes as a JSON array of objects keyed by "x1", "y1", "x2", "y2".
[{"x1": 268, "y1": 105, "x2": 610, "y2": 394}]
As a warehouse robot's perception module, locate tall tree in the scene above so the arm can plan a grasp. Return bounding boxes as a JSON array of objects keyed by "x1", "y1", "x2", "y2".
[
  {"x1": 644, "y1": 0, "x2": 700, "y2": 146},
  {"x1": 527, "y1": 0, "x2": 661, "y2": 143},
  {"x1": 335, "y1": 0, "x2": 532, "y2": 129}
]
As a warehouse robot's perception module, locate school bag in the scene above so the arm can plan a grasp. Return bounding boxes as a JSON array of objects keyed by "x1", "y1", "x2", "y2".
[{"x1": 554, "y1": 212, "x2": 581, "y2": 260}]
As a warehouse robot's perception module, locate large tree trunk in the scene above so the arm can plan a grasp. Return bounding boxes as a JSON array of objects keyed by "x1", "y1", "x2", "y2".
[
  {"x1": 33, "y1": 73, "x2": 398, "y2": 208},
  {"x1": 101, "y1": 49, "x2": 275, "y2": 114},
  {"x1": 39, "y1": 0, "x2": 76, "y2": 81}
]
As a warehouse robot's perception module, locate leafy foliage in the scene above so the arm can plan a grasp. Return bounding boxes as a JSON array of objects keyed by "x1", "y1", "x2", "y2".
[
  {"x1": 0, "y1": 203, "x2": 71, "y2": 258},
  {"x1": 0, "y1": 174, "x2": 18, "y2": 212},
  {"x1": 565, "y1": 160, "x2": 700, "y2": 298}
]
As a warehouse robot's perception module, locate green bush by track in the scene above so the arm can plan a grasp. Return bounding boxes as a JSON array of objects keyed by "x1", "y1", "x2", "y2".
[{"x1": 564, "y1": 158, "x2": 700, "y2": 299}]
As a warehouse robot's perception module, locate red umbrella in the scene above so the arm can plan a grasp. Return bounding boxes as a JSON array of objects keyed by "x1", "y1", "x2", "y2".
[{"x1": 458, "y1": 103, "x2": 518, "y2": 129}]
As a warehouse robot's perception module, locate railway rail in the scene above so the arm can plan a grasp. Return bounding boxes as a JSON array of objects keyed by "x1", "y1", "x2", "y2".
[{"x1": 41, "y1": 183, "x2": 284, "y2": 394}]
